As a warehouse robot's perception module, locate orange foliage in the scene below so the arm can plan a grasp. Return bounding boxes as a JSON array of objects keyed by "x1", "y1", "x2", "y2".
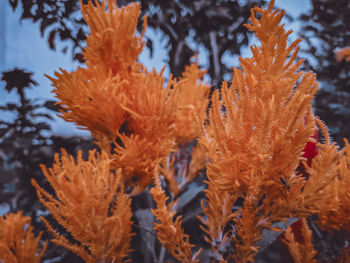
[
  {"x1": 282, "y1": 218, "x2": 318, "y2": 263},
  {"x1": 48, "y1": 0, "x2": 145, "y2": 140},
  {"x1": 48, "y1": 0, "x2": 177, "y2": 194},
  {"x1": 31, "y1": 150, "x2": 133, "y2": 262},
  {"x1": 198, "y1": 181, "x2": 237, "y2": 262},
  {"x1": 175, "y1": 63, "x2": 211, "y2": 145},
  {"x1": 313, "y1": 138, "x2": 350, "y2": 232},
  {"x1": 202, "y1": 0, "x2": 317, "y2": 196},
  {"x1": 150, "y1": 174, "x2": 200, "y2": 263},
  {"x1": 199, "y1": 0, "x2": 320, "y2": 260},
  {"x1": 112, "y1": 69, "x2": 177, "y2": 194},
  {"x1": 0, "y1": 211, "x2": 48, "y2": 263},
  {"x1": 4, "y1": 0, "x2": 350, "y2": 262}
]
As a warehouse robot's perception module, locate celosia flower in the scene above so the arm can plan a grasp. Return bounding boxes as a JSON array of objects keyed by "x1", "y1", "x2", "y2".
[
  {"x1": 174, "y1": 63, "x2": 211, "y2": 145},
  {"x1": 281, "y1": 218, "x2": 318, "y2": 263},
  {"x1": 48, "y1": 67, "x2": 129, "y2": 139},
  {"x1": 200, "y1": 1, "x2": 321, "y2": 261},
  {"x1": 113, "y1": 133, "x2": 171, "y2": 194},
  {"x1": 112, "y1": 69, "x2": 178, "y2": 194},
  {"x1": 312, "y1": 138, "x2": 350, "y2": 232},
  {"x1": 150, "y1": 174, "x2": 200, "y2": 263},
  {"x1": 0, "y1": 211, "x2": 48, "y2": 263},
  {"x1": 49, "y1": 0, "x2": 178, "y2": 193},
  {"x1": 48, "y1": 0, "x2": 147, "y2": 141},
  {"x1": 202, "y1": 0, "x2": 318, "y2": 195},
  {"x1": 31, "y1": 150, "x2": 133, "y2": 262},
  {"x1": 81, "y1": 0, "x2": 146, "y2": 74}
]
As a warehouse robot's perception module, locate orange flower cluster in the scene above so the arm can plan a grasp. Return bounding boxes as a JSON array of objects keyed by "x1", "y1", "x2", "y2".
[
  {"x1": 174, "y1": 63, "x2": 211, "y2": 145},
  {"x1": 32, "y1": 150, "x2": 133, "y2": 262},
  {"x1": 48, "y1": 0, "x2": 146, "y2": 139},
  {"x1": 30, "y1": 0, "x2": 209, "y2": 261},
  {"x1": 6, "y1": 0, "x2": 350, "y2": 262},
  {"x1": 282, "y1": 218, "x2": 318, "y2": 263},
  {"x1": 0, "y1": 211, "x2": 47, "y2": 263},
  {"x1": 47, "y1": 0, "x2": 178, "y2": 193},
  {"x1": 199, "y1": 1, "x2": 347, "y2": 262},
  {"x1": 150, "y1": 174, "x2": 200, "y2": 263},
  {"x1": 202, "y1": 0, "x2": 317, "y2": 196},
  {"x1": 311, "y1": 138, "x2": 350, "y2": 232}
]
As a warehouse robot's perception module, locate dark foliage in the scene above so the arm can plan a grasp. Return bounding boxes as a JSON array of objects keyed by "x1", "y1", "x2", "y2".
[
  {"x1": 140, "y1": 0, "x2": 266, "y2": 85},
  {"x1": 8, "y1": 0, "x2": 87, "y2": 62},
  {"x1": 8, "y1": 0, "x2": 265, "y2": 85},
  {"x1": 0, "y1": 68, "x2": 52, "y2": 217},
  {"x1": 0, "y1": 68, "x2": 94, "y2": 261},
  {"x1": 299, "y1": 0, "x2": 350, "y2": 146}
]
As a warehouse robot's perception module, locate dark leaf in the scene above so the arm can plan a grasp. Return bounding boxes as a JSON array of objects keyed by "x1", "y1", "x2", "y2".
[
  {"x1": 43, "y1": 100, "x2": 61, "y2": 112},
  {"x1": 5, "y1": 104, "x2": 19, "y2": 112},
  {"x1": 8, "y1": 0, "x2": 18, "y2": 11},
  {"x1": 40, "y1": 18, "x2": 57, "y2": 36},
  {"x1": 35, "y1": 122, "x2": 51, "y2": 130},
  {"x1": 20, "y1": 0, "x2": 34, "y2": 20},
  {"x1": 30, "y1": 113, "x2": 54, "y2": 120},
  {"x1": 59, "y1": 28, "x2": 71, "y2": 40},
  {"x1": 48, "y1": 30, "x2": 57, "y2": 50},
  {"x1": 146, "y1": 38, "x2": 153, "y2": 58},
  {"x1": 74, "y1": 53, "x2": 86, "y2": 63},
  {"x1": 1, "y1": 68, "x2": 37, "y2": 93},
  {"x1": 77, "y1": 28, "x2": 86, "y2": 41}
]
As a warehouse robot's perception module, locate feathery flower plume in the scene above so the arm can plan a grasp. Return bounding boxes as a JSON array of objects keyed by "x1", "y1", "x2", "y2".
[
  {"x1": 113, "y1": 69, "x2": 177, "y2": 194},
  {"x1": 31, "y1": 150, "x2": 133, "y2": 263},
  {"x1": 0, "y1": 211, "x2": 48, "y2": 263},
  {"x1": 200, "y1": 0, "x2": 319, "y2": 261},
  {"x1": 282, "y1": 218, "x2": 318, "y2": 263},
  {"x1": 81, "y1": 0, "x2": 146, "y2": 73},
  {"x1": 174, "y1": 63, "x2": 211, "y2": 145},
  {"x1": 48, "y1": 0, "x2": 178, "y2": 193},
  {"x1": 198, "y1": 181, "x2": 237, "y2": 263},
  {"x1": 232, "y1": 195, "x2": 265, "y2": 263},
  {"x1": 48, "y1": 68, "x2": 129, "y2": 139},
  {"x1": 48, "y1": 0, "x2": 146, "y2": 141},
  {"x1": 299, "y1": 119, "x2": 340, "y2": 213},
  {"x1": 311, "y1": 138, "x2": 350, "y2": 232},
  {"x1": 202, "y1": 0, "x2": 318, "y2": 195},
  {"x1": 150, "y1": 173, "x2": 200, "y2": 262}
]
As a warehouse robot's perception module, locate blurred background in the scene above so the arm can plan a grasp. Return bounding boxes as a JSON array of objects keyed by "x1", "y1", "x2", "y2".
[{"x1": 0, "y1": 0, "x2": 349, "y2": 262}]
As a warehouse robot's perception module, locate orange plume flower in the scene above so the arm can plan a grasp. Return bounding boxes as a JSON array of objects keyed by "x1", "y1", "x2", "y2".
[
  {"x1": 175, "y1": 63, "x2": 211, "y2": 145},
  {"x1": 199, "y1": 1, "x2": 320, "y2": 261},
  {"x1": 0, "y1": 211, "x2": 48, "y2": 263},
  {"x1": 202, "y1": 0, "x2": 318, "y2": 195},
  {"x1": 31, "y1": 150, "x2": 133, "y2": 262},
  {"x1": 81, "y1": 0, "x2": 146, "y2": 73},
  {"x1": 113, "y1": 69, "x2": 177, "y2": 194},
  {"x1": 48, "y1": 0, "x2": 147, "y2": 141},
  {"x1": 48, "y1": 0, "x2": 178, "y2": 192},
  {"x1": 312, "y1": 138, "x2": 350, "y2": 232},
  {"x1": 282, "y1": 218, "x2": 318, "y2": 263},
  {"x1": 150, "y1": 174, "x2": 200, "y2": 263}
]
